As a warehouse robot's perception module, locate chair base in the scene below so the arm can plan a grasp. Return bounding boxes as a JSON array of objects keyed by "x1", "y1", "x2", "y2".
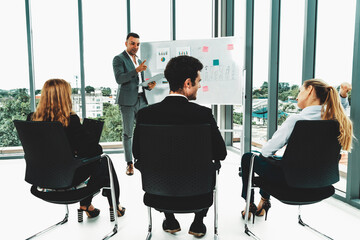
[
  {"x1": 26, "y1": 205, "x2": 69, "y2": 240},
  {"x1": 298, "y1": 214, "x2": 333, "y2": 240},
  {"x1": 102, "y1": 224, "x2": 118, "y2": 240},
  {"x1": 244, "y1": 224, "x2": 261, "y2": 240},
  {"x1": 243, "y1": 207, "x2": 334, "y2": 240}
]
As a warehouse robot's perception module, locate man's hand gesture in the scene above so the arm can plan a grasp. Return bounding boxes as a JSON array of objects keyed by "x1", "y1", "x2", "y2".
[
  {"x1": 136, "y1": 60, "x2": 147, "y2": 73},
  {"x1": 340, "y1": 82, "x2": 352, "y2": 98}
]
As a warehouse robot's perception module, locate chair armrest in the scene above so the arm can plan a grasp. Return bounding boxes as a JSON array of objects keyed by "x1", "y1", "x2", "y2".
[
  {"x1": 74, "y1": 154, "x2": 104, "y2": 167},
  {"x1": 259, "y1": 154, "x2": 282, "y2": 167}
]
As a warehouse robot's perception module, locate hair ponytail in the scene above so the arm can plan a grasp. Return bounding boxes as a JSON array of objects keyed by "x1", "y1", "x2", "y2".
[{"x1": 304, "y1": 79, "x2": 353, "y2": 151}]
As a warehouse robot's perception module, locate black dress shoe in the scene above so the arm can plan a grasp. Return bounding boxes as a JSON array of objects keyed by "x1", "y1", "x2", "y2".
[
  {"x1": 162, "y1": 218, "x2": 181, "y2": 233},
  {"x1": 189, "y1": 221, "x2": 206, "y2": 238}
]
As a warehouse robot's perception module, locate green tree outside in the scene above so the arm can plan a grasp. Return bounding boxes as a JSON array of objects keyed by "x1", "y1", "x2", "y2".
[
  {"x1": 101, "y1": 87, "x2": 112, "y2": 96},
  {"x1": 85, "y1": 86, "x2": 95, "y2": 93},
  {"x1": 0, "y1": 89, "x2": 31, "y2": 147},
  {"x1": 93, "y1": 103, "x2": 123, "y2": 142}
]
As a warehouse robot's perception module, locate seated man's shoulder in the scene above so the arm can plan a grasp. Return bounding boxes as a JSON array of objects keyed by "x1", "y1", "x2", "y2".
[{"x1": 188, "y1": 102, "x2": 211, "y2": 112}]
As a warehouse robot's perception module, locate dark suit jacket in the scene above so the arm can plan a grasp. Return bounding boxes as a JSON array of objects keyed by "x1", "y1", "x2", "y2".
[
  {"x1": 112, "y1": 50, "x2": 146, "y2": 106},
  {"x1": 132, "y1": 96, "x2": 227, "y2": 209},
  {"x1": 133, "y1": 96, "x2": 227, "y2": 161}
]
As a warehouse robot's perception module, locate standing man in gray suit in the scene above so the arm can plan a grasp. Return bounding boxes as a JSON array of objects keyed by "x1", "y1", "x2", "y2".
[{"x1": 113, "y1": 32, "x2": 156, "y2": 175}]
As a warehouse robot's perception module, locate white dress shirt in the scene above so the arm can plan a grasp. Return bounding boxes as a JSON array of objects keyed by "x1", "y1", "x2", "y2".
[
  {"x1": 261, "y1": 105, "x2": 322, "y2": 157},
  {"x1": 126, "y1": 51, "x2": 143, "y2": 93}
]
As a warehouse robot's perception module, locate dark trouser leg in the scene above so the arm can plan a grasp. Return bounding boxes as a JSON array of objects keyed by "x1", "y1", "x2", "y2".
[
  {"x1": 241, "y1": 153, "x2": 256, "y2": 203},
  {"x1": 164, "y1": 212, "x2": 176, "y2": 220},
  {"x1": 194, "y1": 208, "x2": 209, "y2": 223},
  {"x1": 78, "y1": 162, "x2": 99, "y2": 206},
  {"x1": 99, "y1": 157, "x2": 121, "y2": 206},
  {"x1": 80, "y1": 196, "x2": 92, "y2": 207},
  {"x1": 241, "y1": 153, "x2": 286, "y2": 202},
  {"x1": 80, "y1": 157, "x2": 120, "y2": 206}
]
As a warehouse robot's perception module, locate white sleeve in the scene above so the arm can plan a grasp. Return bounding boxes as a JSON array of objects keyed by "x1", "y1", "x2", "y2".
[
  {"x1": 340, "y1": 95, "x2": 350, "y2": 115},
  {"x1": 261, "y1": 115, "x2": 299, "y2": 157}
]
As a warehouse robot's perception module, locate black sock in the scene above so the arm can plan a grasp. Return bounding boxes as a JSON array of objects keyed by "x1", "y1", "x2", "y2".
[{"x1": 127, "y1": 161, "x2": 133, "y2": 166}]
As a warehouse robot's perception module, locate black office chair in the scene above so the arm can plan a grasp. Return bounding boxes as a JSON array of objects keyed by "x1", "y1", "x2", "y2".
[
  {"x1": 13, "y1": 120, "x2": 118, "y2": 240},
  {"x1": 135, "y1": 124, "x2": 220, "y2": 240},
  {"x1": 243, "y1": 120, "x2": 341, "y2": 240}
]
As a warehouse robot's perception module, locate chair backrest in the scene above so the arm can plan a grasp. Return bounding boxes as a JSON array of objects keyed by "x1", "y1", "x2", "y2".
[
  {"x1": 14, "y1": 120, "x2": 80, "y2": 189},
  {"x1": 281, "y1": 120, "x2": 341, "y2": 188},
  {"x1": 136, "y1": 124, "x2": 215, "y2": 197},
  {"x1": 83, "y1": 118, "x2": 104, "y2": 143}
]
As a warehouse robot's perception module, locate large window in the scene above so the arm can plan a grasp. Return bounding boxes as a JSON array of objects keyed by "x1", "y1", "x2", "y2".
[
  {"x1": 176, "y1": 0, "x2": 212, "y2": 40},
  {"x1": 233, "y1": 0, "x2": 246, "y2": 150},
  {"x1": 31, "y1": 0, "x2": 81, "y2": 113},
  {"x1": 315, "y1": 0, "x2": 356, "y2": 193},
  {"x1": 130, "y1": 0, "x2": 171, "y2": 42},
  {"x1": 251, "y1": 0, "x2": 271, "y2": 151},
  {"x1": 82, "y1": 0, "x2": 127, "y2": 143},
  {"x1": 0, "y1": 1, "x2": 31, "y2": 147},
  {"x1": 277, "y1": 0, "x2": 305, "y2": 128}
]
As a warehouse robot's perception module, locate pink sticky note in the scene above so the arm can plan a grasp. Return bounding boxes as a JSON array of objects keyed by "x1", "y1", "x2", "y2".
[
  {"x1": 227, "y1": 44, "x2": 234, "y2": 50},
  {"x1": 202, "y1": 46, "x2": 209, "y2": 52},
  {"x1": 202, "y1": 86, "x2": 209, "y2": 92},
  {"x1": 145, "y1": 78, "x2": 150, "y2": 81}
]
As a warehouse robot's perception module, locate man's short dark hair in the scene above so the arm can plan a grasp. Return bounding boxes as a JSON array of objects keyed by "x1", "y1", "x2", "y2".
[
  {"x1": 164, "y1": 56, "x2": 203, "y2": 92},
  {"x1": 126, "y1": 32, "x2": 140, "y2": 40}
]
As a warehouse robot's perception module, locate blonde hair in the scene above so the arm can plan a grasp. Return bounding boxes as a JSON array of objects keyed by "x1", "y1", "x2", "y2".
[
  {"x1": 31, "y1": 79, "x2": 74, "y2": 127},
  {"x1": 303, "y1": 79, "x2": 353, "y2": 151}
]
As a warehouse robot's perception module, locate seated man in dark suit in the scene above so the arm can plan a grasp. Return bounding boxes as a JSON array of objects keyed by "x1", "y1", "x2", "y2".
[{"x1": 133, "y1": 55, "x2": 227, "y2": 237}]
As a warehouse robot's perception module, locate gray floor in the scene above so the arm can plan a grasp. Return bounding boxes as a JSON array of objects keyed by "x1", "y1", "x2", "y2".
[{"x1": 1, "y1": 149, "x2": 359, "y2": 240}]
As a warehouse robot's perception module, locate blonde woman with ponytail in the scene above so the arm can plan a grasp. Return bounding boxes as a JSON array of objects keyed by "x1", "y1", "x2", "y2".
[
  {"x1": 27, "y1": 79, "x2": 126, "y2": 221},
  {"x1": 240, "y1": 79, "x2": 353, "y2": 222}
]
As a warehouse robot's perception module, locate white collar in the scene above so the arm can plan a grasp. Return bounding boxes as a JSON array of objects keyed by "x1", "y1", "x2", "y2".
[
  {"x1": 168, "y1": 93, "x2": 188, "y2": 100},
  {"x1": 125, "y1": 50, "x2": 138, "y2": 61},
  {"x1": 300, "y1": 105, "x2": 322, "y2": 114}
]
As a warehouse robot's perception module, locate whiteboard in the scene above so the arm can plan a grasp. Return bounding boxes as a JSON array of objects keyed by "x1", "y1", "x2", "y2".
[{"x1": 140, "y1": 37, "x2": 244, "y2": 105}]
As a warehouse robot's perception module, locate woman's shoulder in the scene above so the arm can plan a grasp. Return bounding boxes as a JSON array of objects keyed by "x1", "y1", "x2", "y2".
[{"x1": 69, "y1": 113, "x2": 81, "y2": 121}]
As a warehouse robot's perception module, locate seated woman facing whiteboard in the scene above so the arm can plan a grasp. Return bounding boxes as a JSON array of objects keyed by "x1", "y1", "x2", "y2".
[{"x1": 27, "y1": 79, "x2": 126, "y2": 220}]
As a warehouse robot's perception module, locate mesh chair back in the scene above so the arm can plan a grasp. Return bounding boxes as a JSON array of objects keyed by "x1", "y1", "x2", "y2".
[
  {"x1": 83, "y1": 118, "x2": 104, "y2": 143},
  {"x1": 137, "y1": 124, "x2": 215, "y2": 197},
  {"x1": 281, "y1": 120, "x2": 341, "y2": 188},
  {"x1": 14, "y1": 120, "x2": 79, "y2": 189}
]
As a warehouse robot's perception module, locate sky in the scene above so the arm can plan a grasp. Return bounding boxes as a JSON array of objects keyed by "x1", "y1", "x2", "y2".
[{"x1": 0, "y1": 0, "x2": 356, "y2": 91}]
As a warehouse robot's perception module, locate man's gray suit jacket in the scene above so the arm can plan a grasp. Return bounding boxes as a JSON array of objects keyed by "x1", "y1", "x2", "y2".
[{"x1": 113, "y1": 50, "x2": 146, "y2": 106}]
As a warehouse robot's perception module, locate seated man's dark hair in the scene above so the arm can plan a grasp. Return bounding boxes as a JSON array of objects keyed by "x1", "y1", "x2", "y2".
[
  {"x1": 126, "y1": 32, "x2": 140, "y2": 40},
  {"x1": 164, "y1": 55, "x2": 203, "y2": 92}
]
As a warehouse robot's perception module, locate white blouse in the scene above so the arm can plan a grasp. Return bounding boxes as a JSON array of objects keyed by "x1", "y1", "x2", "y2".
[{"x1": 261, "y1": 105, "x2": 322, "y2": 157}]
